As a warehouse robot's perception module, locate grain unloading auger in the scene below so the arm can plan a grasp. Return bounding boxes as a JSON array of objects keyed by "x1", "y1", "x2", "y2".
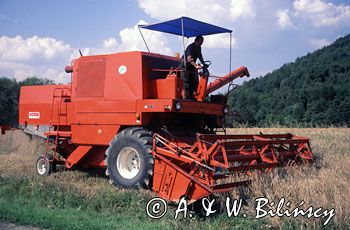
[{"x1": 18, "y1": 17, "x2": 313, "y2": 203}]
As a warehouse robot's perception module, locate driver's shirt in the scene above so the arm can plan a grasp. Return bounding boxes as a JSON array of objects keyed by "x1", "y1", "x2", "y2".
[{"x1": 181, "y1": 42, "x2": 203, "y2": 67}]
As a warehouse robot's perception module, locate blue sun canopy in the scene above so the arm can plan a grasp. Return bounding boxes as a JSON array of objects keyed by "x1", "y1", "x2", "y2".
[{"x1": 139, "y1": 17, "x2": 232, "y2": 38}]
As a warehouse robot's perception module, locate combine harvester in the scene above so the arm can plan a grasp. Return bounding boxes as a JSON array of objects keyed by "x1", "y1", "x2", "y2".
[{"x1": 19, "y1": 17, "x2": 313, "y2": 203}]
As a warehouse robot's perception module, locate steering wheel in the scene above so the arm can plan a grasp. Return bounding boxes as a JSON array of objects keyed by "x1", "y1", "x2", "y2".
[
  {"x1": 203, "y1": 61, "x2": 211, "y2": 68},
  {"x1": 200, "y1": 61, "x2": 211, "y2": 76}
]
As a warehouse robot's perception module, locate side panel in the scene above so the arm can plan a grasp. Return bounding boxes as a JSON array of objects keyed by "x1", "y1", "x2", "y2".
[
  {"x1": 73, "y1": 100, "x2": 137, "y2": 125},
  {"x1": 19, "y1": 85, "x2": 72, "y2": 125},
  {"x1": 71, "y1": 55, "x2": 107, "y2": 100},
  {"x1": 150, "y1": 75, "x2": 183, "y2": 99},
  {"x1": 71, "y1": 125, "x2": 120, "y2": 145},
  {"x1": 76, "y1": 59, "x2": 106, "y2": 97},
  {"x1": 104, "y1": 52, "x2": 143, "y2": 100},
  {"x1": 136, "y1": 99, "x2": 224, "y2": 116}
]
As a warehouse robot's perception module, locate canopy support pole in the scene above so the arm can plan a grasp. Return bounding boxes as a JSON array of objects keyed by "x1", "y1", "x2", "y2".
[
  {"x1": 227, "y1": 32, "x2": 233, "y2": 95},
  {"x1": 181, "y1": 17, "x2": 186, "y2": 68},
  {"x1": 230, "y1": 32, "x2": 232, "y2": 76},
  {"x1": 138, "y1": 26, "x2": 150, "y2": 53}
]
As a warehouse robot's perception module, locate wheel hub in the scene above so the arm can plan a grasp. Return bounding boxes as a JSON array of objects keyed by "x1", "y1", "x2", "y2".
[
  {"x1": 116, "y1": 147, "x2": 141, "y2": 179},
  {"x1": 37, "y1": 158, "x2": 47, "y2": 175}
]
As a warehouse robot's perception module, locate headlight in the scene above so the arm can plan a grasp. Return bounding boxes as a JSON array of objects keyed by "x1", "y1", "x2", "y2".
[
  {"x1": 174, "y1": 101, "x2": 182, "y2": 111},
  {"x1": 223, "y1": 106, "x2": 229, "y2": 114}
]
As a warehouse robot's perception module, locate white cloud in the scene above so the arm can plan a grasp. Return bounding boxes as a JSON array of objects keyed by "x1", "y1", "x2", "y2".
[
  {"x1": 0, "y1": 35, "x2": 71, "y2": 62},
  {"x1": 118, "y1": 20, "x2": 172, "y2": 55},
  {"x1": 229, "y1": 0, "x2": 256, "y2": 21},
  {"x1": 0, "y1": 36, "x2": 73, "y2": 82},
  {"x1": 69, "y1": 37, "x2": 120, "y2": 59},
  {"x1": 0, "y1": 21, "x2": 173, "y2": 82},
  {"x1": 203, "y1": 33, "x2": 237, "y2": 49},
  {"x1": 309, "y1": 38, "x2": 331, "y2": 49},
  {"x1": 138, "y1": 0, "x2": 226, "y2": 23},
  {"x1": 138, "y1": 0, "x2": 255, "y2": 23},
  {"x1": 138, "y1": 0, "x2": 188, "y2": 20},
  {"x1": 293, "y1": 0, "x2": 350, "y2": 27},
  {"x1": 275, "y1": 9, "x2": 294, "y2": 29},
  {"x1": 72, "y1": 20, "x2": 173, "y2": 57}
]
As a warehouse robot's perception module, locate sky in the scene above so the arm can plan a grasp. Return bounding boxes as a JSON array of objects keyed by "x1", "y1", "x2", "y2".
[{"x1": 0, "y1": 0, "x2": 349, "y2": 85}]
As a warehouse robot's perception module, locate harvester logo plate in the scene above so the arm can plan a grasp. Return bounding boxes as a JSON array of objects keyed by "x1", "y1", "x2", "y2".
[
  {"x1": 118, "y1": 65, "x2": 127, "y2": 75},
  {"x1": 29, "y1": 112, "x2": 40, "y2": 119}
]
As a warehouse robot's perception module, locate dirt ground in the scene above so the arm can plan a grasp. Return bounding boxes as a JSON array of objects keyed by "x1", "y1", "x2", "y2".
[{"x1": 0, "y1": 222, "x2": 45, "y2": 230}]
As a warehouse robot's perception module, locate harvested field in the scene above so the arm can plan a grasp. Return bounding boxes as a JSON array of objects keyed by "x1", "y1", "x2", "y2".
[
  {"x1": 0, "y1": 128, "x2": 349, "y2": 229},
  {"x1": 226, "y1": 128, "x2": 350, "y2": 228}
]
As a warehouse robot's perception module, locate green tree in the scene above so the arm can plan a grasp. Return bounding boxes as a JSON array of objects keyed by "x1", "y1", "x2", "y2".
[{"x1": 0, "y1": 78, "x2": 19, "y2": 126}]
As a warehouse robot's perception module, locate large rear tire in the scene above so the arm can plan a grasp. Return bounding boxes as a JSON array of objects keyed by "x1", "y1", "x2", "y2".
[{"x1": 105, "y1": 127, "x2": 154, "y2": 188}]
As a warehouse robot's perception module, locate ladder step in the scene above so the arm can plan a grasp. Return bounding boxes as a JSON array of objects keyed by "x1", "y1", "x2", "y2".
[{"x1": 45, "y1": 131, "x2": 72, "y2": 137}]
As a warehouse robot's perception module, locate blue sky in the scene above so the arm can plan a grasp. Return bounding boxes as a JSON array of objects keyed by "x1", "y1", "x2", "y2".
[{"x1": 1, "y1": 0, "x2": 349, "y2": 85}]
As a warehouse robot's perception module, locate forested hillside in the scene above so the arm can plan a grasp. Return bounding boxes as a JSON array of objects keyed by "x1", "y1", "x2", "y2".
[{"x1": 228, "y1": 34, "x2": 350, "y2": 127}]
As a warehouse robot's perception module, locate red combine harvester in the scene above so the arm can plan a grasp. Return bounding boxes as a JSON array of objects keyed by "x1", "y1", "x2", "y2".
[{"x1": 19, "y1": 17, "x2": 313, "y2": 203}]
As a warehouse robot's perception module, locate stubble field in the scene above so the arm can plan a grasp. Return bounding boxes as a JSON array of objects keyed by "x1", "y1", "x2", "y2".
[{"x1": 0, "y1": 128, "x2": 349, "y2": 229}]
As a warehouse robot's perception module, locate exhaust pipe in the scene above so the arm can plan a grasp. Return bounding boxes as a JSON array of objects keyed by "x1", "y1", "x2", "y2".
[{"x1": 65, "y1": 65, "x2": 73, "y2": 73}]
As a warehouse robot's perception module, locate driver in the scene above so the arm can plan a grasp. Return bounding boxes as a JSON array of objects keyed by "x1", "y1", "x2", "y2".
[{"x1": 180, "y1": 35, "x2": 206, "y2": 100}]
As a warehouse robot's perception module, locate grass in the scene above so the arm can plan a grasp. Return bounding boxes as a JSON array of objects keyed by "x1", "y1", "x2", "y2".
[
  {"x1": 0, "y1": 176, "x2": 163, "y2": 230},
  {"x1": 0, "y1": 128, "x2": 349, "y2": 229},
  {"x1": 0, "y1": 175, "x2": 263, "y2": 230}
]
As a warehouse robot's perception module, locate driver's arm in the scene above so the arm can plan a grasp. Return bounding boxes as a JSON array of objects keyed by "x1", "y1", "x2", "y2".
[
  {"x1": 198, "y1": 48, "x2": 205, "y2": 66},
  {"x1": 199, "y1": 56, "x2": 205, "y2": 66},
  {"x1": 187, "y1": 55, "x2": 201, "y2": 69}
]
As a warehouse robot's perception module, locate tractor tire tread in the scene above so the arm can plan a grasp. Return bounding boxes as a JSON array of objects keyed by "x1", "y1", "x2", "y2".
[{"x1": 105, "y1": 127, "x2": 154, "y2": 188}]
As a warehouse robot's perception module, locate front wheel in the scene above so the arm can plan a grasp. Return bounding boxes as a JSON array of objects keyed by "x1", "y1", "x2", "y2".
[
  {"x1": 105, "y1": 127, "x2": 154, "y2": 188},
  {"x1": 36, "y1": 155, "x2": 52, "y2": 176}
]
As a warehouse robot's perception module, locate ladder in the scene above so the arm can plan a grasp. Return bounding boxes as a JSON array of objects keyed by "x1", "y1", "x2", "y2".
[{"x1": 44, "y1": 87, "x2": 71, "y2": 163}]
